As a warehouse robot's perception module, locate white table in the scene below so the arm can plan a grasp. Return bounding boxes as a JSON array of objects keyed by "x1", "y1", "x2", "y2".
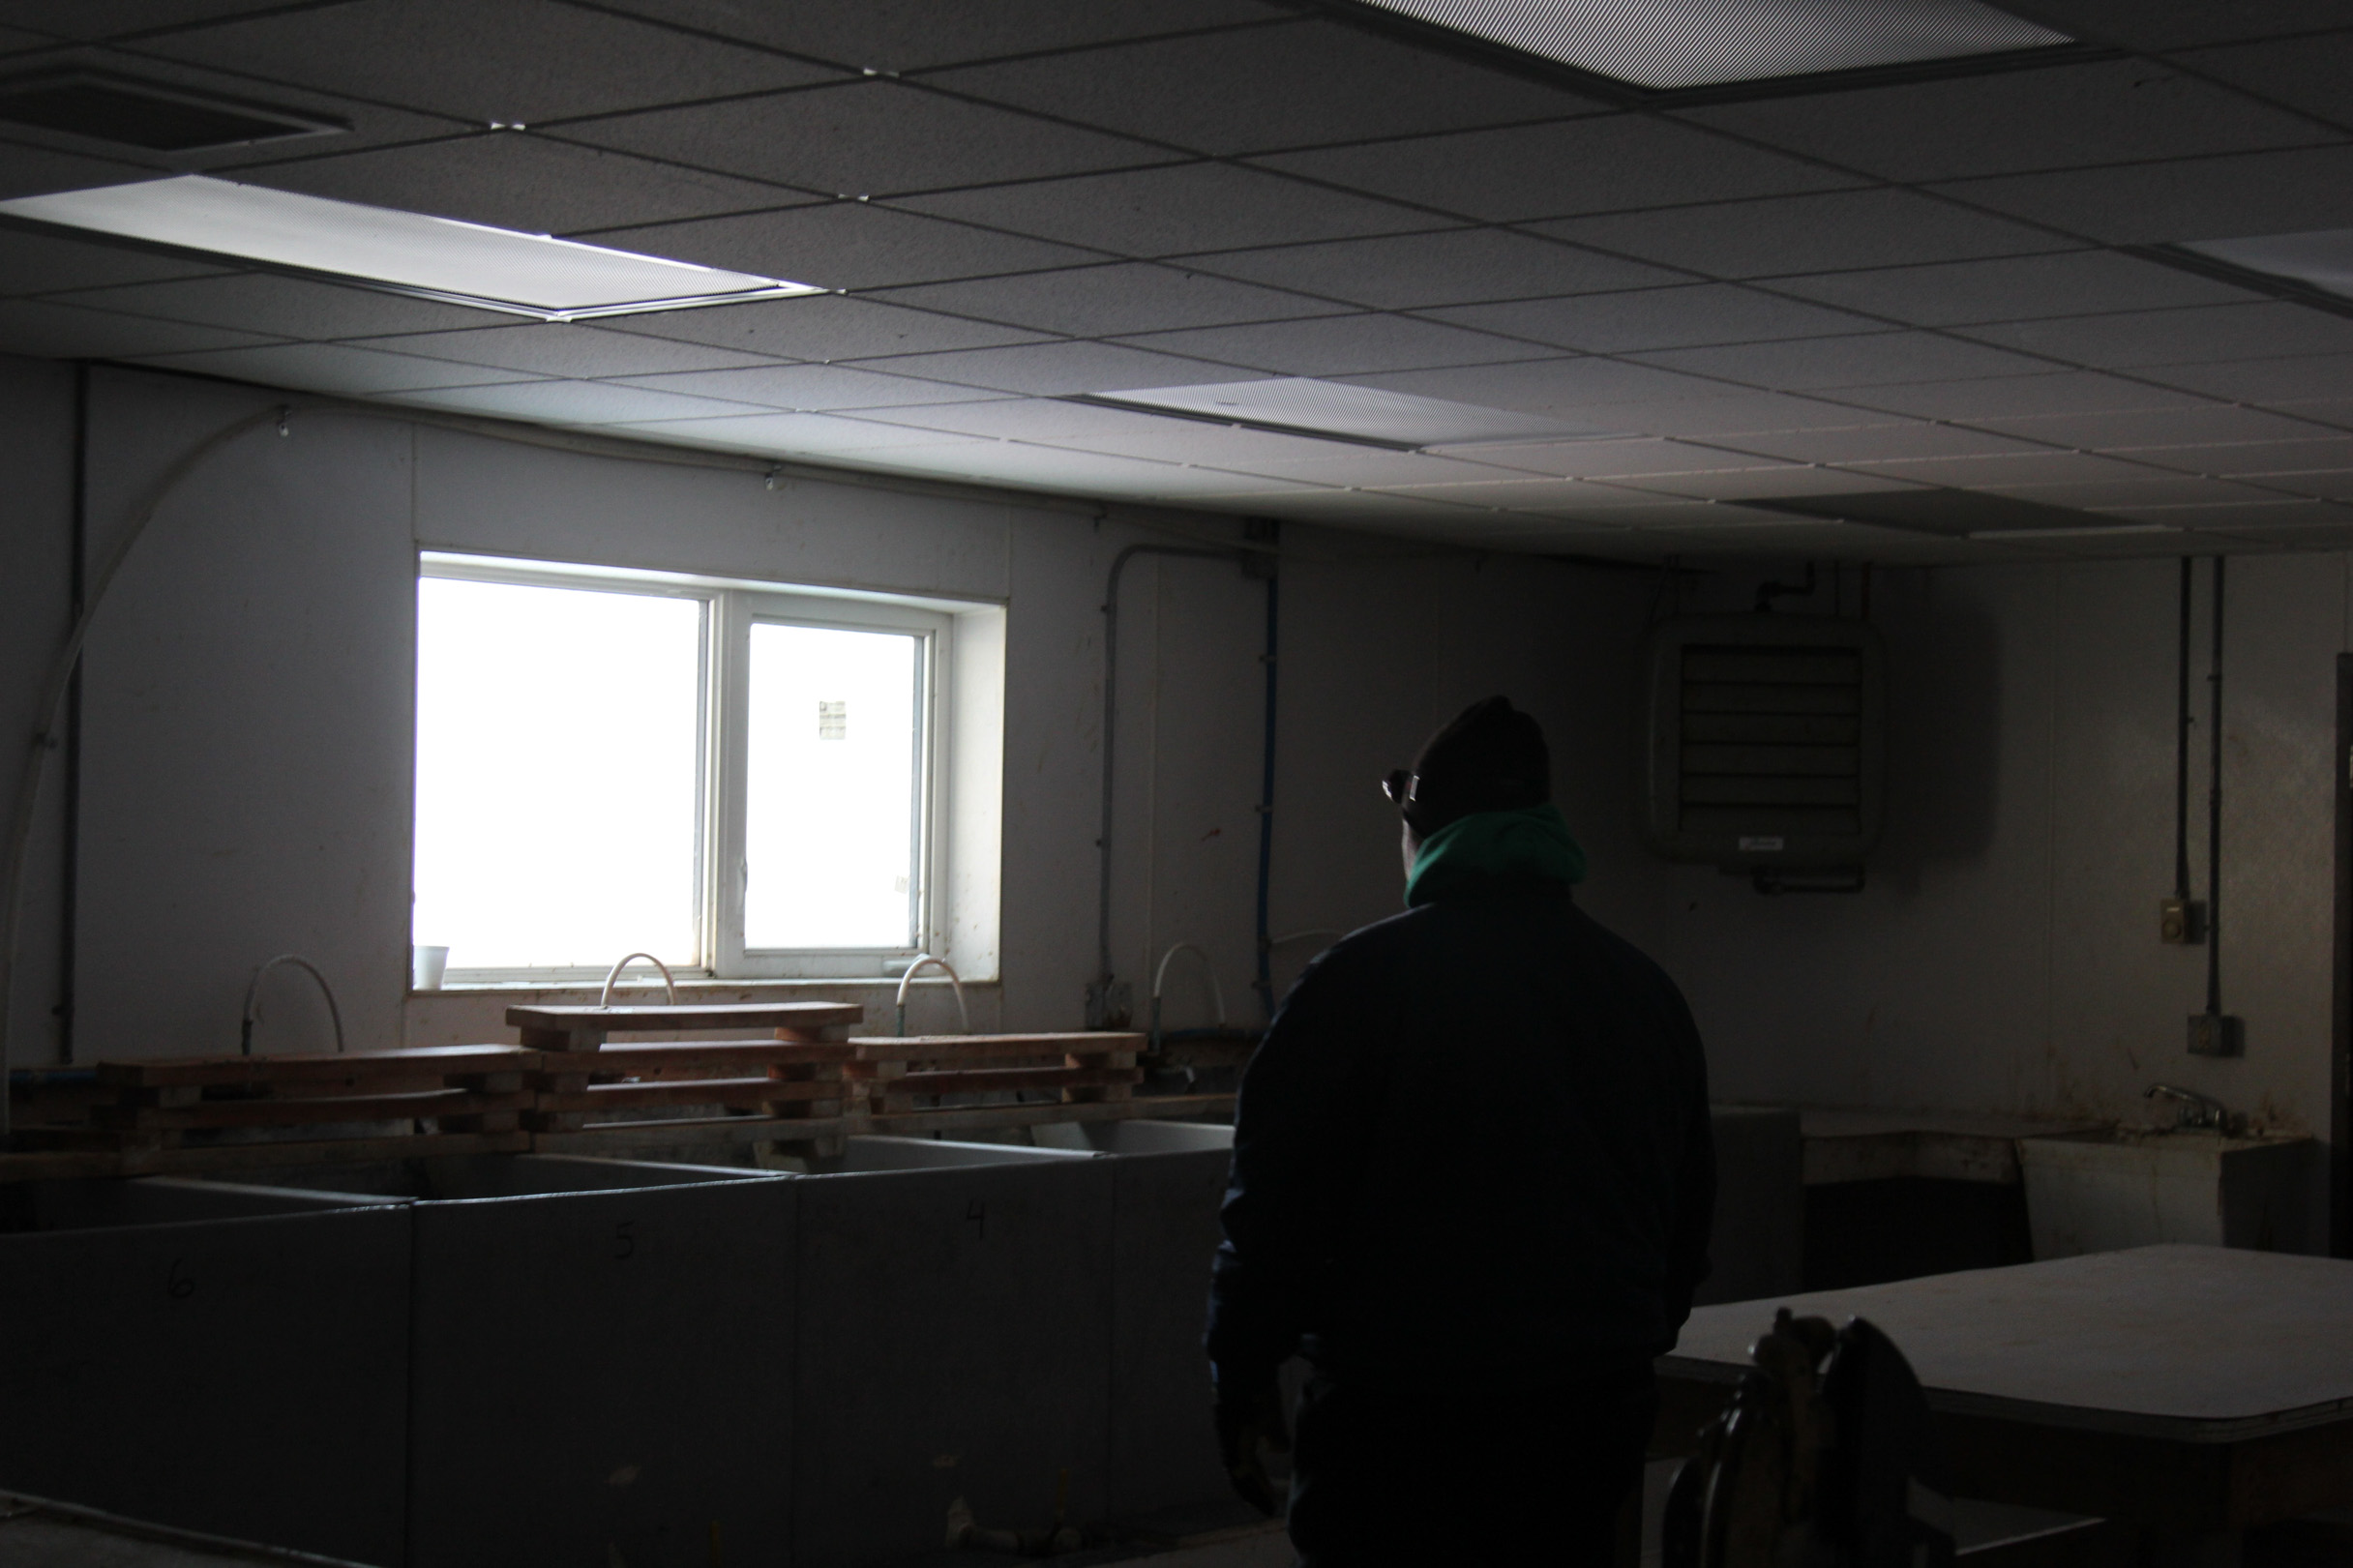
[{"x1": 1651, "y1": 1247, "x2": 2353, "y2": 1555}]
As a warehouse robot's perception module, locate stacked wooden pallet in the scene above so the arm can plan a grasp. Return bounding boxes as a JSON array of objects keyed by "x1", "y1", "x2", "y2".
[
  {"x1": 510, "y1": 1001, "x2": 865, "y2": 1152},
  {"x1": 844, "y1": 1032, "x2": 1145, "y2": 1113},
  {"x1": 10, "y1": 1045, "x2": 538, "y2": 1169}
]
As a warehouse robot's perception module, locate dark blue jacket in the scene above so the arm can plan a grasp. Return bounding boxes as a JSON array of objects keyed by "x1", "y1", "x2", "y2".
[{"x1": 1206, "y1": 881, "x2": 1714, "y2": 1388}]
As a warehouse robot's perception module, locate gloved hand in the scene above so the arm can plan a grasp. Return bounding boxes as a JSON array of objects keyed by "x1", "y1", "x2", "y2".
[{"x1": 1212, "y1": 1366, "x2": 1291, "y2": 1517}]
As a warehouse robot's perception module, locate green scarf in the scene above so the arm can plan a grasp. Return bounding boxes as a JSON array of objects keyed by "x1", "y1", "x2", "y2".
[{"x1": 1405, "y1": 803, "x2": 1589, "y2": 907}]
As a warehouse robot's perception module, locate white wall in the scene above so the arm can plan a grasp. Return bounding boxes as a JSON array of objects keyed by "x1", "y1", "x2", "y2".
[
  {"x1": 1605, "y1": 557, "x2": 2347, "y2": 1145},
  {"x1": 0, "y1": 358, "x2": 1661, "y2": 1064},
  {"x1": 3, "y1": 354, "x2": 2343, "y2": 1196}
]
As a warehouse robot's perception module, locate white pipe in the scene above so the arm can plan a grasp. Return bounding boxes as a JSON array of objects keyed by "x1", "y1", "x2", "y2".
[
  {"x1": 894, "y1": 953, "x2": 968, "y2": 1037},
  {"x1": 240, "y1": 955, "x2": 346, "y2": 1057},
  {"x1": 598, "y1": 952, "x2": 678, "y2": 1008}
]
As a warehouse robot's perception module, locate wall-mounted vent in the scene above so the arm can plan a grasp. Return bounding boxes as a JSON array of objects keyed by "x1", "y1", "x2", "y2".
[
  {"x1": 1641, "y1": 613, "x2": 1884, "y2": 873},
  {"x1": 0, "y1": 73, "x2": 346, "y2": 152}
]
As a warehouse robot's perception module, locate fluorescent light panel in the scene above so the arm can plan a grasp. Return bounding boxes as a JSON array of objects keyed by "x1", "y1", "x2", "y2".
[
  {"x1": 2181, "y1": 228, "x2": 2353, "y2": 304},
  {"x1": 0, "y1": 176, "x2": 819, "y2": 320},
  {"x1": 1356, "y1": 0, "x2": 2070, "y2": 90},
  {"x1": 1083, "y1": 377, "x2": 1608, "y2": 450}
]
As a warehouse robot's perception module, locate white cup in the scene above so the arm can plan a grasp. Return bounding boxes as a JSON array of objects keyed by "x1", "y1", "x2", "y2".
[{"x1": 411, "y1": 944, "x2": 450, "y2": 991}]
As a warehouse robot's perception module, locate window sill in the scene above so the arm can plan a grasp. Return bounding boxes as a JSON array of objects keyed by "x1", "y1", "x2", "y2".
[{"x1": 409, "y1": 975, "x2": 996, "y2": 1000}]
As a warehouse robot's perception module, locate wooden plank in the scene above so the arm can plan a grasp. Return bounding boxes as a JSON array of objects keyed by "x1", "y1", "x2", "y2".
[
  {"x1": 540, "y1": 1040, "x2": 855, "y2": 1077},
  {"x1": 531, "y1": 1078, "x2": 843, "y2": 1113},
  {"x1": 866, "y1": 1093, "x2": 1234, "y2": 1138},
  {"x1": 871, "y1": 1066, "x2": 1144, "y2": 1098},
  {"x1": 96, "y1": 1045, "x2": 535, "y2": 1089},
  {"x1": 92, "y1": 1089, "x2": 532, "y2": 1132},
  {"x1": 505, "y1": 1001, "x2": 865, "y2": 1035},
  {"x1": 846, "y1": 1032, "x2": 1147, "y2": 1063}
]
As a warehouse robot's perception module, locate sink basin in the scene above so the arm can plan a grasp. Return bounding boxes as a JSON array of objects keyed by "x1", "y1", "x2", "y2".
[{"x1": 2017, "y1": 1127, "x2": 2317, "y2": 1259}]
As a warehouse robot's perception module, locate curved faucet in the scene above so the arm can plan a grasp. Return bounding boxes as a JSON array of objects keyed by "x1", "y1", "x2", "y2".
[
  {"x1": 895, "y1": 953, "x2": 968, "y2": 1037},
  {"x1": 2146, "y1": 1082, "x2": 2231, "y2": 1132},
  {"x1": 1150, "y1": 942, "x2": 1228, "y2": 1054},
  {"x1": 599, "y1": 952, "x2": 678, "y2": 1009},
  {"x1": 241, "y1": 955, "x2": 345, "y2": 1056}
]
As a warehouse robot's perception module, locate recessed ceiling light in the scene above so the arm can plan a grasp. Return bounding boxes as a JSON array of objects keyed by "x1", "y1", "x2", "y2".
[
  {"x1": 1076, "y1": 377, "x2": 1608, "y2": 451},
  {"x1": 1350, "y1": 0, "x2": 2071, "y2": 91},
  {"x1": 0, "y1": 176, "x2": 820, "y2": 321},
  {"x1": 0, "y1": 72, "x2": 345, "y2": 152},
  {"x1": 1734, "y1": 488, "x2": 2160, "y2": 538}
]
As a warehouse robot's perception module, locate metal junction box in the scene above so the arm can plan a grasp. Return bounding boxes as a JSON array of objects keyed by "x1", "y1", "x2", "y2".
[{"x1": 1640, "y1": 613, "x2": 1886, "y2": 873}]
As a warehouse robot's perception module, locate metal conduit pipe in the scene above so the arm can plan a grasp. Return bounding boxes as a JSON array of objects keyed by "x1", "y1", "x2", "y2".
[
  {"x1": 1091, "y1": 535, "x2": 1279, "y2": 1028},
  {"x1": 239, "y1": 954, "x2": 346, "y2": 1057}
]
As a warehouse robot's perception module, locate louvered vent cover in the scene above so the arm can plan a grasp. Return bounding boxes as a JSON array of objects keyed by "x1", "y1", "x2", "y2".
[{"x1": 1641, "y1": 614, "x2": 1884, "y2": 871}]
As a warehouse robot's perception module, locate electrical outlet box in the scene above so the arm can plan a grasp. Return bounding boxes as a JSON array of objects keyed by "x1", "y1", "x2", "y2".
[
  {"x1": 1085, "y1": 979, "x2": 1133, "y2": 1031},
  {"x1": 2188, "y1": 1012, "x2": 2244, "y2": 1057},
  {"x1": 2159, "y1": 897, "x2": 2208, "y2": 944}
]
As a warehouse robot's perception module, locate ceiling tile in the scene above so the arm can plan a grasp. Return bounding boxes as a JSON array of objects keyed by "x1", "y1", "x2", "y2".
[
  {"x1": 905, "y1": 406, "x2": 1513, "y2": 471},
  {"x1": 0, "y1": 133, "x2": 158, "y2": 199},
  {"x1": 1973, "y1": 402, "x2": 2338, "y2": 448},
  {"x1": 233, "y1": 133, "x2": 795, "y2": 235},
  {"x1": 389, "y1": 379, "x2": 774, "y2": 425},
  {"x1": 2115, "y1": 436, "x2": 2353, "y2": 475},
  {"x1": 126, "y1": 339, "x2": 537, "y2": 393},
  {"x1": 1990, "y1": 1, "x2": 2353, "y2": 54},
  {"x1": 1937, "y1": 145, "x2": 2353, "y2": 245},
  {"x1": 1569, "y1": 390, "x2": 1877, "y2": 437},
  {"x1": 1423, "y1": 284, "x2": 1880, "y2": 354},
  {"x1": 1174, "y1": 228, "x2": 1680, "y2": 310},
  {"x1": 360, "y1": 323, "x2": 783, "y2": 377},
  {"x1": 927, "y1": 19, "x2": 1601, "y2": 156},
  {"x1": 1111, "y1": 313, "x2": 1544, "y2": 376},
  {"x1": 562, "y1": 80, "x2": 1165, "y2": 198},
  {"x1": 1683, "y1": 61, "x2": 2328, "y2": 184},
  {"x1": 1533, "y1": 191, "x2": 2067, "y2": 279},
  {"x1": 869, "y1": 263, "x2": 1331, "y2": 337},
  {"x1": 1257, "y1": 118, "x2": 1861, "y2": 224},
  {"x1": 844, "y1": 340, "x2": 1242, "y2": 396},
  {"x1": 1694, "y1": 423, "x2": 2052, "y2": 464},
  {"x1": 1957, "y1": 302, "x2": 2353, "y2": 368},
  {"x1": 1767, "y1": 251, "x2": 2256, "y2": 326},
  {"x1": 1633, "y1": 331, "x2": 2056, "y2": 390},
  {"x1": 139, "y1": 0, "x2": 842, "y2": 124},
  {"x1": 0, "y1": 223, "x2": 227, "y2": 294},
  {"x1": 2009, "y1": 475, "x2": 2309, "y2": 508},
  {"x1": 572, "y1": 201, "x2": 1107, "y2": 290},
  {"x1": 0, "y1": 295, "x2": 278, "y2": 357},
  {"x1": 603, "y1": 294, "x2": 1050, "y2": 359},
  {"x1": 1170, "y1": 447, "x2": 1547, "y2": 488},
  {"x1": 11, "y1": 2, "x2": 357, "y2": 40},
  {"x1": 609, "y1": 364, "x2": 1004, "y2": 411},
  {"x1": 2173, "y1": 31, "x2": 2353, "y2": 127},
  {"x1": 51, "y1": 272, "x2": 513, "y2": 338},
  {"x1": 844, "y1": 438, "x2": 1266, "y2": 497},
  {"x1": 1833, "y1": 370, "x2": 2213, "y2": 420},
  {"x1": 2136, "y1": 352, "x2": 2353, "y2": 404},
  {"x1": 2198, "y1": 470, "x2": 2353, "y2": 500},
  {"x1": 1365, "y1": 476, "x2": 1666, "y2": 513},
  {"x1": 1595, "y1": 466, "x2": 1921, "y2": 501},
  {"x1": 585, "y1": 0, "x2": 1284, "y2": 75},
  {"x1": 889, "y1": 163, "x2": 1431, "y2": 255},
  {"x1": 600, "y1": 410, "x2": 980, "y2": 454},
  {"x1": 0, "y1": 27, "x2": 56, "y2": 51}
]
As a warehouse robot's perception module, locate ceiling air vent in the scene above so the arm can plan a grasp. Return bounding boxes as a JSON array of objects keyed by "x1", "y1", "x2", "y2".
[
  {"x1": 0, "y1": 73, "x2": 345, "y2": 152},
  {"x1": 1641, "y1": 614, "x2": 1885, "y2": 880}
]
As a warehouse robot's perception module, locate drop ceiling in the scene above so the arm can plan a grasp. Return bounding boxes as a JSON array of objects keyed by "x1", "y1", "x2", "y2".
[{"x1": 0, "y1": 0, "x2": 2351, "y2": 563}]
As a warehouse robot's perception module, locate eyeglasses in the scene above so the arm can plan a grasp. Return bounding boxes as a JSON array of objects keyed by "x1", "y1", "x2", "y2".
[{"x1": 1382, "y1": 769, "x2": 1418, "y2": 808}]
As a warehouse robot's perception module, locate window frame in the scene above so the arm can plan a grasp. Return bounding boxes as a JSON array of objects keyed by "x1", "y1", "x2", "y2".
[{"x1": 417, "y1": 551, "x2": 962, "y2": 984}]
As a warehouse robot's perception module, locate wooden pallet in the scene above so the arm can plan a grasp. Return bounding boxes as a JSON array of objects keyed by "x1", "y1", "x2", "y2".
[
  {"x1": 506, "y1": 1001, "x2": 865, "y2": 1051},
  {"x1": 842, "y1": 1033, "x2": 1146, "y2": 1114}
]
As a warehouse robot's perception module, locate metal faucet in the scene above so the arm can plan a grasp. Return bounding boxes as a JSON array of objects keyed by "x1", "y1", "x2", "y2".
[
  {"x1": 2145, "y1": 1082, "x2": 2230, "y2": 1132},
  {"x1": 241, "y1": 955, "x2": 345, "y2": 1056},
  {"x1": 895, "y1": 953, "x2": 968, "y2": 1038}
]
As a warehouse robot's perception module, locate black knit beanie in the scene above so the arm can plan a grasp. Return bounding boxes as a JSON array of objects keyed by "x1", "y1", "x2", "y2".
[{"x1": 1402, "y1": 696, "x2": 1550, "y2": 837}]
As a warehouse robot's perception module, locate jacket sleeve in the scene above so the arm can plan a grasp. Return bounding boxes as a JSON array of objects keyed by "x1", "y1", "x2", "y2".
[
  {"x1": 1204, "y1": 954, "x2": 1370, "y2": 1378},
  {"x1": 1659, "y1": 991, "x2": 1715, "y2": 1335}
]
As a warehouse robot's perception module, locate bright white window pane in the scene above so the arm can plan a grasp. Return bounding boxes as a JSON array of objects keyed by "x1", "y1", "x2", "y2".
[
  {"x1": 413, "y1": 577, "x2": 702, "y2": 969},
  {"x1": 745, "y1": 623, "x2": 919, "y2": 949}
]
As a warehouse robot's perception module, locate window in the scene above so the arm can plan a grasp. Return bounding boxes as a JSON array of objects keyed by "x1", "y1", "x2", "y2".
[{"x1": 412, "y1": 552, "x2": 1002, "y2": 982}]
